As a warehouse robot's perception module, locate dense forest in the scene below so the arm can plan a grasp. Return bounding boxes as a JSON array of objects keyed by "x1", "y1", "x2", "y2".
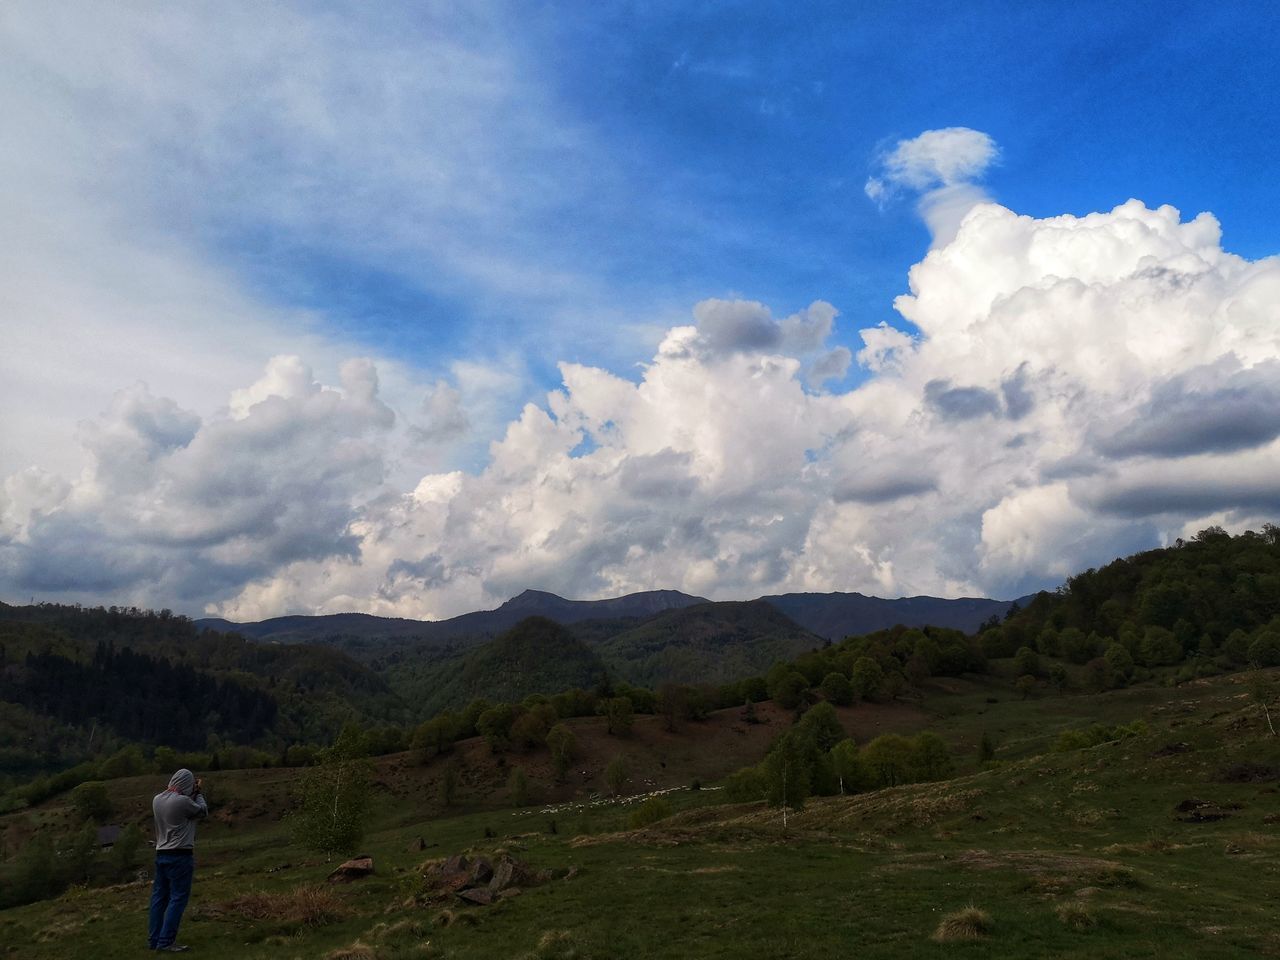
[
  {"x1": 6, "y1": 643, "x2": 276, "y2": 749},
  {"x1": 2, "y1": 526, "x2": 1278, "y2": 817}
]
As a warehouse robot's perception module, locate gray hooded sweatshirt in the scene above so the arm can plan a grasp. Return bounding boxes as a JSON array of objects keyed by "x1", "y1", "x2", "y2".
[{"x1": 153, "y1": 768, "x2": 208, "y2": 852}]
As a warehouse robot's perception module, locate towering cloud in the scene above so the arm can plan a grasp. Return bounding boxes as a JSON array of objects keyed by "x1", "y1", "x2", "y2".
[
  {"x1": 866, "y1": 127, "x2": 1000, "y2": 245},
  {"x1": 4, "y1": 124, "x2": 1278, "y2": 619}
]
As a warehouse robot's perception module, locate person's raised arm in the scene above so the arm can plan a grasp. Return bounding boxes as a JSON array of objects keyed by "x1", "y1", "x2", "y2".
[{"x1": 189, "y1": 777, "x2": 209, "y2": 819}]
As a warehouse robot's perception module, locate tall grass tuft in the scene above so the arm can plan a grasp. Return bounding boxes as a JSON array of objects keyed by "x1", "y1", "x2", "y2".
[
  {"x1": 932, "y1": 906, "x2": 993, "y2": 942},
  {"x1": 1056, "y1": 900, "x2": 1098, "y2": 929}
]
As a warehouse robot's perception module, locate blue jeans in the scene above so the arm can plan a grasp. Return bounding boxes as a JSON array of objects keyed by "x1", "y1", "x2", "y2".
[{"x1": 148, "y1": 852, "x2": 194, "y2": 949}]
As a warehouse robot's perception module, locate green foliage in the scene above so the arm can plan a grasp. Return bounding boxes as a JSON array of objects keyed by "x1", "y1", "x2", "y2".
[
  {"x1": 64, "y1": 820, "x2": 99, "y2": 885},
  {"x1": 477, "y1": 704, "x2": 516, "y2": 752},
  {"x1": 723, "y1": 765, "x2": 766, "y2": 802},
  {"x1": 909, "y1": 731, "x2": 954, "y2": 780},
  {"x1": 767, "y1": 668, "x2": 808, "y2": 709},
  {"x1": 1013, "y1": 646, "x2": 1041, "y2": 678},
  {"x1": 290, "y1": 726, "x2": 372, "y2": 859},
  {"x1": 606, "y1": 755, "x2": 628, "y2": 796},
  {"x1": 1047, "y1": 663, "x2": 1068, "y2": 692},
  {"x1": 850, "y1": 657, "x2": 884, "y2": 700},
  {"x1": 1000, "y1": 529, "x2": 1280, "y2": 679},
  {"x1": 511, "y1": 705, "x2": 556, "y2": 750},
  {"x1": 0, "y1": 833, "x2": 58, "y2": 908},
  {"x1": 762, "y1": 730, "x2": 810, "y2": 811},
  {"x1": 604, "y1": 696, "x2": 635, "y2": 736},
  {"x1": 411, "y1": 714, "x2": 457, "y2": 762},
  {"x1": 108, "y1": 822, "x2": 144, "y2": 877},
  {"x1": 1105, "y1": 643, "x2": 1135, "y2": 681},
  {"x1": 819, "y1": 671, "x2": 854, "y2": 706},
  {"x1": 546, "y1": 722, "x2": 576, "y2": 780},
  {"x1": 1053, "y1": 719, "x2": 1150, "y2": 752},
  {"x1": 508, "y1": 766, "x2": 533, "y2": 807},
  {"x1": 796, "y1": 701, "x2": 845, "y2": 752},
  {"x1": 628, "y1": 796, "x2": 673, "y2": 829},
  {"x1": 70, "y1": 780, "x2": 112, "y2": 823},
  {"x1": 829, "y1": 738, "x2": 866, "y2": 794},
  {"x1": 861, "y1": 734, "x2": 914, "y2": 787},
  {"x1": 1015, "y1": 674, "x2": 1037, "y2": 699}
]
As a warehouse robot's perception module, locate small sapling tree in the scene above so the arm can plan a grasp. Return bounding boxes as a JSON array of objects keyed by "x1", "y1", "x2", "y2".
[{"x1": 291, "y1": 725, "x2": 372, "y2": 860}]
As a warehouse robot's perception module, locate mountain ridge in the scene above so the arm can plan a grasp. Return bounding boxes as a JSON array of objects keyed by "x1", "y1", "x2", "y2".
[{"x1": 197, "y1": 587, "x2": 1029, "y2": 646}]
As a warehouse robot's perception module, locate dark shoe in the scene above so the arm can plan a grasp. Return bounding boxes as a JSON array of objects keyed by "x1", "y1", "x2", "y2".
[{"x1": 158, "y1": 947, "x2": 190, "y2": 953}]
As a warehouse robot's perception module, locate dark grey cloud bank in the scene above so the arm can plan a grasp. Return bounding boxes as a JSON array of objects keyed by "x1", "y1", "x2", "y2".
[{"x1": 1094, "y1": 358, "x2": 1280, "y2": 459}]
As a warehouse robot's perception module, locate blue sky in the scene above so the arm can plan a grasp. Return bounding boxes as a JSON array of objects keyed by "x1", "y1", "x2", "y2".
[
  {"x1": 206, "y1": 0, "x2": 1280, "y2": 399},
  {"x1": 3, "y1": 1, "x2": 1279, "y2": 617}
]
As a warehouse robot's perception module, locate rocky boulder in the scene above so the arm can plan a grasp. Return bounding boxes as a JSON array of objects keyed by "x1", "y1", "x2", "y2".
[{"x1": 327, "y1": 856, "x2": 374, "y2": 883}]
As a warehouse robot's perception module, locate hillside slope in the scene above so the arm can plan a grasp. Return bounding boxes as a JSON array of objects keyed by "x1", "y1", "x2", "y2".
[
  {"x1": 764, "y1": 590, "x2": 1032, "y2": 640},
  {"x1": 589, "y1": 599, "x2": 825, "y2": 687}
]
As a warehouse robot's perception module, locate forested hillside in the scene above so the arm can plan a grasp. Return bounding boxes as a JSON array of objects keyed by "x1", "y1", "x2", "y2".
[
  {"x1": 980, "y1": 524, "x2": 1280, "y2": 685},
  {"x1": 0, "y1": 603, "x2": 406, "y2": 791}
]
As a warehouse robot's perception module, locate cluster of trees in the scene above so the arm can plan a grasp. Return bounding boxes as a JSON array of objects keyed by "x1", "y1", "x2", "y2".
[
  {"x1": 722, "y1": 702, "x2": 955, "y2": 811},
  {"x1": 1052, "y1": 719, "x2": 1149, "y2": 752},
  {"x1": 5, "y1": 643, "x2": 277, "y2": 749},
  {"x1": 0, "y1": 816, "x2": 144, "y2": 910},
  {"x1": 756, "y1": 624, "x2": 988, "y2": 713},
  {"x1": 408, "y1": 677, "x2": 740, "y2": 768},
  {"x1": 981, "y1": 526, "x2": 1280, "y2": 691},
  {"x1": 0, "y1": 603, "x2": 411, "y2": 796}
]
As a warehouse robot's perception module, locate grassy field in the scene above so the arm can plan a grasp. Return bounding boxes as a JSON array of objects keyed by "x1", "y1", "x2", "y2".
[{"x1": 3, "y1": 670, "x2": 1279, "y2": 958}]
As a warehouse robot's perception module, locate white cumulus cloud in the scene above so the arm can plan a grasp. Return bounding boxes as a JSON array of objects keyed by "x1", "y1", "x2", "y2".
[{"x1": 4, "y1": 195, "x2": 1279, "y2": 618}]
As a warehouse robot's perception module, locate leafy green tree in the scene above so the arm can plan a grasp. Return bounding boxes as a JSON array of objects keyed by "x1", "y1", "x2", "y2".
[
  {"x1": 70, "y1": 781, "x2": 112, "y2": 823},
  {"x1": 830, "y1": 738, "x2": 865, "y2": 794},
  {"x1": 2, "y1": 834, "x2": 58, "y2": 908},
  {"x1": 411, "y1": 715, "x2": 457, "y2": 763},
  {"x1": 820, "y1": 672, "x2": 854, "y2": 706},
  {"x1": 477, "y1": 704, "x2": 516, "y2": 752},
  {"x1": 508, "y1": 766, "x2": 533, "y2": 807},
  {"x1": 910, "y1": 732, "x2": 953, "y2": 780},
  {"x1": 768, "y1": 670, "x2": 808, "y2": 709},
  {"x1": 1248, "y1": 635, "x2": 1280, "y2": 668},
  {"x1": 850, "y1": 657, "x2": 884, "y2": 700},
  {"x1": 98, "y1": 745, "x2": 146, "y2": 780},
  {"x1": 108, "y1": 823, "x2": 143, "y2": 878},
  {"x1": 1048, "y1": 663, "x2": 1069, "y2": 692},
  {"x1": 1013, "y1": 646, "x2": 1041, "y2": 678},
  {"x1": 511, "y1": 706, "x2": 554, "y2": 750},
  {"x1": 546, "y1": 722, "x2": 577, "y2": 781},
  {"x1": 64, "y1": 820, "x2": 99, "y2": 884},
  {"x1": 458, "y1": 698, "x2": 492, "y2": 738},
  {"x1": 604, "y1": 696, "x2": 635, "y2": 736},
  {"x1": 1015, "y1": 674, "x2": 1037, "y2": 699},
  {"x1": 291, "y1": 726, "x2": 373, "y2": 859},
  {"x1": 762, "y1": 730, "x2": 810, "y2": 819},
  {"x1": 1104, "y1": 643, "x2": 1135, "y2": 682},
  {"x1": 796, "y1": 701, "x2": 845, "y2": 752},
  {"x1": 861, "y1": 734, "x2": 913, "y2": 787},
  {"x1": 605, "y1": 755, "x2": 628, "y2": 797},
  {"x1": 723, "y1": 765, "x2": 766, "y2": 802},
  {"x1": 1140, "y1": 626, "x2": 1182, "y2": 666}
]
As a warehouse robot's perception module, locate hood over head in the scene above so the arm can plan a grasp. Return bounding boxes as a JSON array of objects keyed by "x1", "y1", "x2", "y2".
[{"x1": 167, "y1": 768, "x2": 196, "y2": 796}]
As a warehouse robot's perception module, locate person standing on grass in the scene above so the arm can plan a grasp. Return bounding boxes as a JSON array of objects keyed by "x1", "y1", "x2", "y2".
[{"x1": 149, "y1": 768, "x2": 208, "y2": 952}]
